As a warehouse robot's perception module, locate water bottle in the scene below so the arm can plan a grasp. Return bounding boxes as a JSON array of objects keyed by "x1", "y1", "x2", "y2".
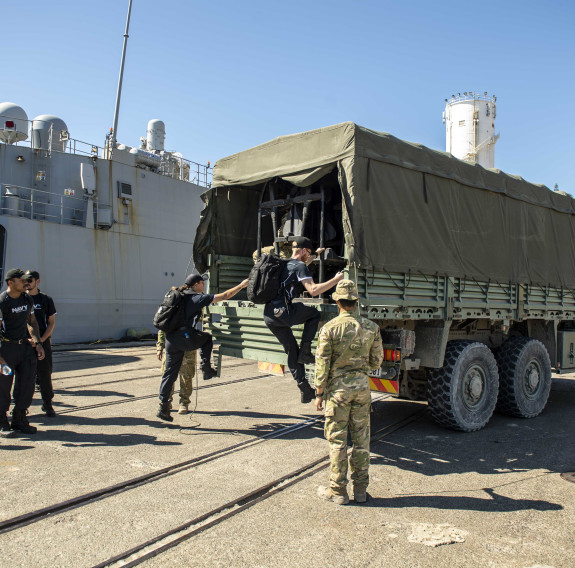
[{"x1": 1, "y1": 364, "x2": 12, "y2": 376}]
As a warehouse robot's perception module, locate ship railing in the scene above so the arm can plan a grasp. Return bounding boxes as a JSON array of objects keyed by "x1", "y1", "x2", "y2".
[
  {"x1": 8, "y1": 118, "x2": 212, "y2": 188},
  {"x1": 0, "y1": 183, "x2": 113, "y2": 228},
  {"x1": 157, "y1": 153, "x2": 212, "y2": 187}
]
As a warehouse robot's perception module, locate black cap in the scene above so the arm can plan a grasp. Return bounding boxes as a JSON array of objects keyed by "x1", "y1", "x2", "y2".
[
  {"x1": 185, "y1": 271, "x2": 208, "y2": 286},
  {"x1": 23, "y1": 270, "x2": 40, "y2": 280},
  {"x1": 291, "y1": 236, "x2": 314, "y2": 250},
  {"x1": 5, "y1": 268, "x2": 25, "y2": 282}
]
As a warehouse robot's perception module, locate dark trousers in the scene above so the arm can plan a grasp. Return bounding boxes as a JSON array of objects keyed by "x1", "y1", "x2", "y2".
[
  {"x1": 159, "y1": 329, "x2": 212, "y2": 403},
  {"x1": 0, "y1": 342, "x2": 37, "y2": 414},
  {"x1": 36, "y1": 339, "x2": 53, "y2": 402},
  {"x1": 263, "y1": 301, "x2": 321, "y2": 383}
]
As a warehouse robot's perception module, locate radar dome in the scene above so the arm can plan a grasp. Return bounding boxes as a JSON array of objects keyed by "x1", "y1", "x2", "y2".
[
  {"x1": 31, "y1": 115, "x2": 69, "y2": 152},
  {"x1": 146, "y1": 119, "x2": 165, "y2": 152},
  {"x1": 0, "y1": 102, "x2": 28, "y2": 144}
]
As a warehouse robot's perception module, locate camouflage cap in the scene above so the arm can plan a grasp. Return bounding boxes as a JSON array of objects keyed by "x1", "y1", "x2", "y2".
[{"x1": 332, "y1": 279, "x2": 359, "y2": 301}]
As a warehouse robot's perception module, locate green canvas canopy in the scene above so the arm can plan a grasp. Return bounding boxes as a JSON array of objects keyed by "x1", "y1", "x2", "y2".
[{"x1": 195, "y1": 122, "x2": 575, "y2": 288}]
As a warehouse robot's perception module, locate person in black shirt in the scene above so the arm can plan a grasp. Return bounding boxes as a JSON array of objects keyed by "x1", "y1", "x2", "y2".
[
  {"x1": 263, "y1": 236, "x2": 344, "y2": 403},
  {"x1": 24, "y1": 270, "x2": 57, "y2": 417},
  {"x1": 0, "y1": 268, "x2": 45, "y2": 437},
  {"x1": 157, "y1": 271, "x2": 248, "y2": 422}
]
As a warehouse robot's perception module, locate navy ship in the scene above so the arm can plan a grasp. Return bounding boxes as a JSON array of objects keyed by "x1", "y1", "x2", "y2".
[{"x1": 0, "y1": 102, "x2": 209, "y2": 343}]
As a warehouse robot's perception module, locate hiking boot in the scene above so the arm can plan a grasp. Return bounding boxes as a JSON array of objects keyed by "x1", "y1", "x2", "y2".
[
  {"x1": 156, "y1": 402, "x2": 173, "y2": 422},
  {"x1": 178, "y1": 404, "x2": 189, "y2": 415},
  {"x1": 0, "y1": 414, "x2": 15, "y2": 438},
  {"x1": 11, "y1": 409, "x2": 38, "y2": 434},
  {"x1": 41, "y1": 402, "x2": 56, "y2": 417},
  {"x1": 201, "y1": 366, "x2": 218, "y2": 380},
  {"x1": 297, "y1": 380, "x2": 316, "y2": 404},
  {"x1": 297, "y1": 342, "x2": 315, "y2": 365},
  {"x1": 317, "y1": 486, "x2": 349, "y2": 505},
  {"x1": 353, "y1": 487, "x2": 368, "y2": 503}
]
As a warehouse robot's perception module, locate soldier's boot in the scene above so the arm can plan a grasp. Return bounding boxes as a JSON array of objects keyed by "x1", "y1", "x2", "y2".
[
  {"x1": 297, "y1": 342, "x2": 315, "y2": 365},
  {"x1": 353, "y1": 486, "x2": 368, "y2": 503},
  {"x1": 41, "y1": 401, "x2": 56, "y2": 417},
  {"x1": 201, "y1": 362, "x2": 217, "y2": 381},
  {"x1": 0, "y1": 413, "x2": 16, "y2": 438},
  {"x1": 178, "y1": 404, "x2": 189, "y2": 415},
  {"x1": 297, "y1": 380, "x2": 316, "y2": 404},
  {"x1": 317, "y1": 486, "x2": 349, "y2": 505},
  {"x1": 156, "y1": 401, "x2": 173, "y2": 422},
  {"x1": 11, "y1": 409, "x2": 38, "y2": 434}
]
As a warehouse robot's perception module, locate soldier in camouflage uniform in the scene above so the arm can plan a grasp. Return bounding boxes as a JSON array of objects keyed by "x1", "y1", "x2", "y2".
[
  {"x1": 314, "y1": 280, "x2": 383, "y2": 505},
  {"x1": 252, "y1": 242, "x2": 293, "y2": 262},
  {"x1": 157, "y1": 330, "x2": 196, "y2": 415}
]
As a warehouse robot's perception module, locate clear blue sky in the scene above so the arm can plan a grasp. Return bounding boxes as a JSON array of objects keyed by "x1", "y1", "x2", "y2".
[{"x1": 2, "y1": 0, "x2": 573, "y2": 191}]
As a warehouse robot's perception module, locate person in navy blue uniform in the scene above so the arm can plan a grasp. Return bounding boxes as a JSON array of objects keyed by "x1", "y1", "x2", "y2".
[
  {"x1": 24, "y1": 270, "x2": 57, "y2": 417},
  {"x1": 0, "y1": 268, "x2": 45, "y2": 437},
  {"x1": 263, "y1": 236, "x2": 344, "y2": 403},
  {"x1": 157, "y1": 271, "x2": 248, "y2": 422}
]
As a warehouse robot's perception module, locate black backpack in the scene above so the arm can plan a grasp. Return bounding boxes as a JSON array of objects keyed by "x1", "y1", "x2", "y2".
[
  {"x1": 153, "y1": 289, "x2": 186, "y2": 332},
  {"x1": 247, "y1": 253, "x2": 287, "y2": 304}
]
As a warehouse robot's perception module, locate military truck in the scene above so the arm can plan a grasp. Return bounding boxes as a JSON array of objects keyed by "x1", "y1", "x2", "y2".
[{"x1": 193, "y1": 122, "x2": 575, "y2": 432}]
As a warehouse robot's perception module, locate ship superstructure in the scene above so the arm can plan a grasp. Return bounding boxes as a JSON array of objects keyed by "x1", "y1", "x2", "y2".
[{"x1": 0, "y1": 102, "x2": 209, "y2": 342}]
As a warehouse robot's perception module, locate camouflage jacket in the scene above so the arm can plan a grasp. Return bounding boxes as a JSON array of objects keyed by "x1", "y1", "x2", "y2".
[
  {"x1": 314, "y1": 311, "x2": 383, "y2": 392},
  {"x1": 156, "y1": 329, "x2": 167, "y2": 351},
  {"x1": 252, "y1": 242, "x2": 293, "y2": 263}
]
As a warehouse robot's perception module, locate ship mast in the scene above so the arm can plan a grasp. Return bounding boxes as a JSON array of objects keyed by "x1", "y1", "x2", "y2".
[{"x1": 111, "y1": 0, "x2": 133, "y2": 148}]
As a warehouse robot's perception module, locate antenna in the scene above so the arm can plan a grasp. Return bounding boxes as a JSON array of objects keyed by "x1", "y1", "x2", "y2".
[{"x1": 111, "y1": 0, "x2": 133, "y2": 148}]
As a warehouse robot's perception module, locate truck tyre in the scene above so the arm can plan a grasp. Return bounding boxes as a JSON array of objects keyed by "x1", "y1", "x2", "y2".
[
  {"x1": 495, "y1": 337, "x2": 551, "y2": 418},
  {"x1": 427, "y1": 341, "x2": 499, "y2": 432}
]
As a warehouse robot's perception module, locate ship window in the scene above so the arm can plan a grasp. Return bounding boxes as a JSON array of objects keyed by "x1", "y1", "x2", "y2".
[
  {"x1": 459, "y1": 120, "x2": 465, "y2": 127},
  {"x1": 117, "y1": 181, "x2": 133, "y2": 199}
]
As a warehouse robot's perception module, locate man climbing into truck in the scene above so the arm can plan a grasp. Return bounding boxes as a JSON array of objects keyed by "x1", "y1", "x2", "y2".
[{"x1": 263, "y1": 235, "x2": 344, "y2": 403}]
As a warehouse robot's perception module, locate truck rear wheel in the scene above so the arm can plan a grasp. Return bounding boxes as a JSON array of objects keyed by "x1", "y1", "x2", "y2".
[
  {"x1": 427, "y1": 341, "x2": 499, "y2": 432},
  {"x1": 496, "y1": 337, "x2": 551, "y2": 418}
]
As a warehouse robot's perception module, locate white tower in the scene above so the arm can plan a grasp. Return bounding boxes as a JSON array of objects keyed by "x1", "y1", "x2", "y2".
[{"x1": 443, "y1": 92, "x2": 499, "y2": 168}]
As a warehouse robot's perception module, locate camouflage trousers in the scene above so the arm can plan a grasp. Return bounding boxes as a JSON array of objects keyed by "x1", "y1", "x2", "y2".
[
  {"x1": 324, "y1": 388, "x2": 371, "y2": 495},
  {"x1": 161, "y1": 350, "x2": 197, "y2": 405}
]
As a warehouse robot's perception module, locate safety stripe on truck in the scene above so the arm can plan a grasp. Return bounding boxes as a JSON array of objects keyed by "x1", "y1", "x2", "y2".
[{"x1": 369, "y1": 377, "x2": 399, "y2": 394}]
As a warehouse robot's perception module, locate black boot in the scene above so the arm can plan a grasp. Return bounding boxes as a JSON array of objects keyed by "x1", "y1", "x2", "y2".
[
  {"x1": 201, "y1": 362, "x2": 218, "y2": 381},
  {"x1": 156, "y1": 401, "x2": 173, "y2": 422},
  {"x1": 0, "y1": 413, "x2": 15, "y2": 438},
  {"x1": 297, "y1": 342, "x2": 315, "y2": 365},
  {"x1": 42, "y1": 401, "x2": 56, "y2": 417},
  {"x1": 297, "y1": 380, "x2": 316, "y2": 404},
  {"x1": 11, "y1": 409, "x2": 38, "y2": 434}
]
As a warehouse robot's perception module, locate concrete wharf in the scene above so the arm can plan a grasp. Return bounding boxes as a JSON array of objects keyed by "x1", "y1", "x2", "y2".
[{"x1": 0, "y1": 342, "x2": 574, "y2": 567}]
